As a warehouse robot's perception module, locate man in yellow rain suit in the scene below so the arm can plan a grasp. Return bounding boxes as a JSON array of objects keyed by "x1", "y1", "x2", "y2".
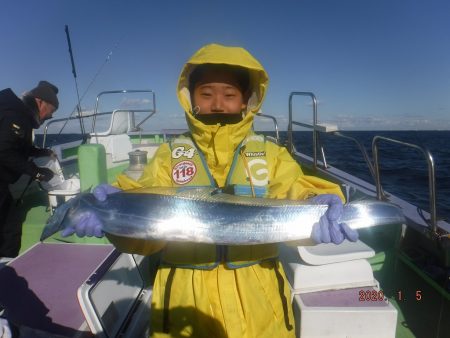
[{"x1": 65, "y1": 43, "x2": 358, "y2": 337}]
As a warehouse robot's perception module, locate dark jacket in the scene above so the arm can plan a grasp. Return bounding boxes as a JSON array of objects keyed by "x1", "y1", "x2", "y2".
[{"x1": 0, "y1": 88, "x2": 47, "y2": 185}]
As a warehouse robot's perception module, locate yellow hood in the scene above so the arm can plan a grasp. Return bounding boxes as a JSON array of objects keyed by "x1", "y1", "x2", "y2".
[{"x1": 176, "y1": 43, "x2": 269, "y2": 186}]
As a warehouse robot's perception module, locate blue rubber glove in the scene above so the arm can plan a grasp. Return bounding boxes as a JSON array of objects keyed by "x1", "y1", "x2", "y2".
[
  {"x1": 61, "y1": 211, "x2": 104, "y2": 238},
  {"x1": 92, "y1": 183, "x2": 121, "y2": 201},
  {"x1": 310, "y1": 194, "x2": 359, "y2": 244},
  {"x1": 61, "y1": 184, "x2": 121, "y2": 238}
]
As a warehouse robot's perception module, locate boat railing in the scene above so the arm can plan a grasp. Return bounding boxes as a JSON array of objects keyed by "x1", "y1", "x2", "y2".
[
  {"x1": 372, "y1": 136, "x2": 438, "y2": 234},
  {"x1": 287, "y1": 92, "x2": 376, "y2": 185},
  {"x1": 90, "y1": 108, "x2": 156, "y2": 146},
  {"x1": 331, "y1": 131, "x2": 377, "y2": 183},
  {"x1": 288, "y1": 92, "x2": 319, "y2": 165},
  {"x1": 255, "y1": 112, "x2": 280, "y2": 144},
  {"x1": 91, "y1": 89, "x2": 156, "y2": 135},
  {"x1": 41, "y1": 89, "x2": 157, "y2": 149},
  {"x1": 41, "y1": 112, "x2": 110, "y2": 148}
]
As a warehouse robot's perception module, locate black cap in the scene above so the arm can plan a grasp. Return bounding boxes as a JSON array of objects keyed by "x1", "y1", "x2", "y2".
[
  {"x1": 189, "y1": 64, "x2": 250, "y2": 94},
  {"x1": 27, "y1": 80, "x2": 59, "y2": 109}
]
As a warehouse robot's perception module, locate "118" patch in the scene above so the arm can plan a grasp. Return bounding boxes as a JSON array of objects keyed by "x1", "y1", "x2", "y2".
[{"x1": 172, "y1": 160, "x2": 197, "y2": 185}]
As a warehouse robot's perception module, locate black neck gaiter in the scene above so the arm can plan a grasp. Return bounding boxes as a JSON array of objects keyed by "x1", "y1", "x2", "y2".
[{"x1": 195, "y1": 113, "x2": 243, "y2": 126}]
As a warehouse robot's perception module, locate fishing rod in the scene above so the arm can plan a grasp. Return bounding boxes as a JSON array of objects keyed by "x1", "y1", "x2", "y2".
[
  {"x1": 64, "y1": 25, "x2": 87, "y2": 143},
  {"x1": 54, "y1": 28, "x2": 121, "y2": 141}
]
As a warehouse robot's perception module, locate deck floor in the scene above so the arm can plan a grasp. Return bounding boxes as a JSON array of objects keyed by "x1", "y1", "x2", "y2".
[
  {"x1": 16, "y1": 190, "x2": 450, "y2": 338},
  {"x1": 368, "y1": 245, "x2": 450, "y2": 337}
]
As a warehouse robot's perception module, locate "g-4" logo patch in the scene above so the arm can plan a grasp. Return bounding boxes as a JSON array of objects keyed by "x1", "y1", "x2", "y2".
[{"x1": 172, "y1": 146, "x2": 196, "y2": 159}]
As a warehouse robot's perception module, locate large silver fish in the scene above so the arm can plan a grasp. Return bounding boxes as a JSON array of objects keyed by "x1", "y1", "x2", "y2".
[{"x1": 40, "y1": 187, "x2": 405, "y2": 245}]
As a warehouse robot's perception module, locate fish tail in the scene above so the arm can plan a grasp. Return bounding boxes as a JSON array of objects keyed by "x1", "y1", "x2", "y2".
[{"x1": 40, "y1": 195, "x2": 80, "y2": 241}]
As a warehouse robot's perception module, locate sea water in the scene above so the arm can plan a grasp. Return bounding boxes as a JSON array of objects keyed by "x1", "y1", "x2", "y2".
[
  {"x1": 285, "y1": 130, "x2": 450, "y2": 222},
  {"x1": 35, "y1": 130, "x2": 450, "y2": 221}
]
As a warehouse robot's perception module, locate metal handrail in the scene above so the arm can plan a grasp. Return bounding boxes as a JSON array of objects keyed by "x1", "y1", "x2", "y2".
[
  {"x1": 91, "y1": 89, "x2": 156, "y2": 134},
  {"x1": 133, "y1": 109, "x2": 157, "y2": 130},
  {"x1": 41, "y1": 112, "x2": 110, "y2": 148},
  {"x1": 288, "y1": 92, "x2": 318, "y2": 168},
  {"x1": 332, "y1": 131, "x2": 377, "y2": 184},
  {"x1": 372, "y1": 136, "x2": 437, "y2": 233},
  {"x1": 90, "y1": 108, "x2": 156, "y2": 145},
  {"x1": 255, "y1": 112, "x2": 280, "y2": 144},
  {"x1": 287, "y1": 92, "x2": 378, "y2": 185},
  {"x1": 42, "y1": 89, "x2": 157, "y2": 148}
]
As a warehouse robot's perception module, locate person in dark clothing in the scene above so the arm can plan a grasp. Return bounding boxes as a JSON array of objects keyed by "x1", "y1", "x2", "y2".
[{"x1": 0, "y1": 80, "x2": 59, "y2": 257}]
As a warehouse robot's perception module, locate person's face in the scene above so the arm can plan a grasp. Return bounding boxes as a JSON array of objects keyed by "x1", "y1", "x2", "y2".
[
  {"x1": 36, "y1": 98, "x2": 56, "y2": 123},
  {"x1": 192, "y1": 71, "x2": 247, "y2": 115}
]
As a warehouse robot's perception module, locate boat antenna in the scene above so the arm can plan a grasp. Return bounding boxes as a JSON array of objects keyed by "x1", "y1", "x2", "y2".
[{"x1": 64, "y1": 25, "x2": 87, "y2": 143}]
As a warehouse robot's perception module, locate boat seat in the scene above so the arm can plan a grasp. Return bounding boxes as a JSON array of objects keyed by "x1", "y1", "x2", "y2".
[
  {"x1": 92, "y1": 110, "x2": 132, "y2": 136},
  {"x1": 89, "y1": 110, "x2": 133, "y2": 163},
  {"x1": 279, "y1": 240, "x2": 377, "y2": 294}
]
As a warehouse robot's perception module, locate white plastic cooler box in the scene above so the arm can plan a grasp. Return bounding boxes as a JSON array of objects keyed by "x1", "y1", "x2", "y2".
[{"x1": 279, "y1": 241, "x2": 398, "y2": 338}]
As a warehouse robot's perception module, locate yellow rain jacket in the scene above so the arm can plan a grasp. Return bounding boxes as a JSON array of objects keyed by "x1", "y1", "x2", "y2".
[{"x1": 115, "y1": 43, "x2": 344, "y2": 337}]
